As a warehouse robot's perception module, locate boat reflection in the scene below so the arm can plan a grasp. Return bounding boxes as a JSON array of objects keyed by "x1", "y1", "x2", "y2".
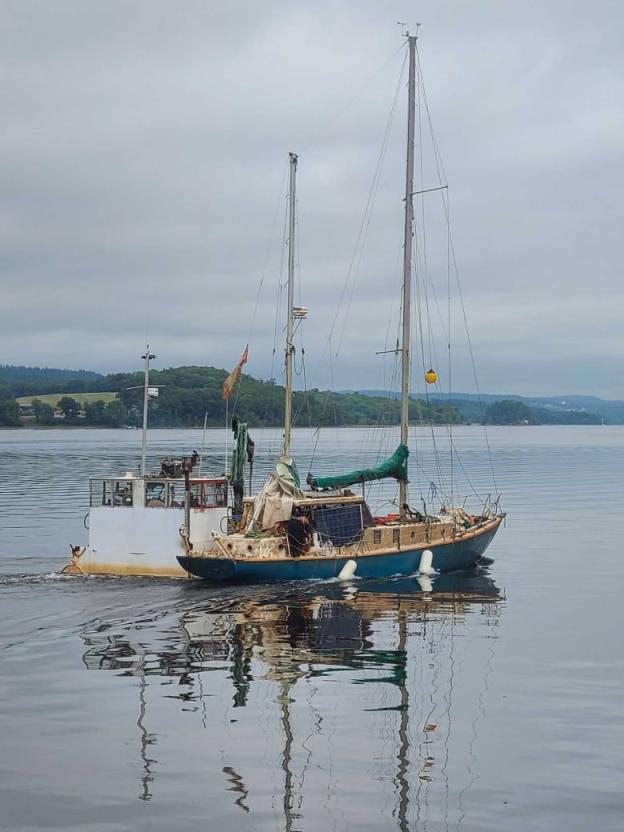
[{"x1": 80, "y1": 569, "x2": 504, "y2": 824}]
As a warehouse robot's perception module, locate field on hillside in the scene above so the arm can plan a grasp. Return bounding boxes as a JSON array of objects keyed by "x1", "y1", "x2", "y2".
[{"x1": 17, "y1": 392, "x2": 118, "y2": 406}]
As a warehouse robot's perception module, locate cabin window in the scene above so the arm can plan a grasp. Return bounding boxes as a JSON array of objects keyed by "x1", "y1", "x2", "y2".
[
  {"x1": 215, "y1": 483, "x2": 227, "y2": 506},
  {"x1": 190, "y1": 481, "x2": 228, "y2": 509},
  {"x1": 90, "y1": 480, "x2": 110, "y2": 507},
  {"x1": 90, "y1": 479, "x2": 132, "y2": 507},
  {"x1": 145, "y1": 482, "x2": 166, "y2": 507},
  {"x1": 112, "y1": 481, "x2": 133, "y2": 507},
  {"x1": 168, "y1": 484, "x2": 183, "y2": 507},
  {"x1": 373, "y1": 529, "x2": 382, "y2": 545},
  {"x1": 392, "y1": 528, "x2": 400, "y2": 543},
  {"x1": 189, "y1": 484, "x2": 204, "y2": 508}
]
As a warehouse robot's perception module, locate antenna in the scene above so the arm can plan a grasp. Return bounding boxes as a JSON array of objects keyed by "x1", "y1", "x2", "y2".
[
  {"x1": 140, "y1": 346, "x2": 156, "y2": 477},
  {"x1": 397, "y1": 21, "x2": 421, "y2": 38}
]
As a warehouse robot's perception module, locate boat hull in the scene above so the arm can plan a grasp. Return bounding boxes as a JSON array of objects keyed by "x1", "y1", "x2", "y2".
[
  {"x1": 178, "y1": 519, "x2": 502, "y2": 582},
  {"x1": 64, "y1": 504, "x2": 228, "y2": 578}
]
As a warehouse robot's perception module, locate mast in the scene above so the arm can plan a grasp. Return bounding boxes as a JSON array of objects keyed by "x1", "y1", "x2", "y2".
[
  {"x1": 399, "y1": 35, "x2": 416, "y2": 518},
  {"x1": 283, "y1": 151, "x2": 298, "y2": 457},
  {"x1": 140, "y1": 345, "x2": 155, "y2": 477}
]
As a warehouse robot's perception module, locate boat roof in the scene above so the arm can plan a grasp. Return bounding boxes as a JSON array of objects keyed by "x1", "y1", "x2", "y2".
[
  {"x1": 89, "y1": 475, "x2": 228, "y2": 483},
  {"x1": 294, "y1": 493, "x2": 365, "y2": 507},
  {"x1": 241, "y1": 492, "x2": 365, "y2": 507}
]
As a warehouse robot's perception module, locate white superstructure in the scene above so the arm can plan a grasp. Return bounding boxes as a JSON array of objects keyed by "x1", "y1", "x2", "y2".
[{"x1": 65, "y1": 472, "x2": 228, "y2": 577}]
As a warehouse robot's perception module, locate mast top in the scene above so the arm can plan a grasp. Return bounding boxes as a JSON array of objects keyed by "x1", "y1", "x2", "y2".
[{"x1": 397, "y1": 21, "x2": 420, "y2": 39}]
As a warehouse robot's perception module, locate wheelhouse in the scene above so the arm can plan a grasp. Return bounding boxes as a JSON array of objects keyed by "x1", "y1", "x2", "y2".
[{"x1": 89, "y1": 476, "x2": 228, "y2": 510}]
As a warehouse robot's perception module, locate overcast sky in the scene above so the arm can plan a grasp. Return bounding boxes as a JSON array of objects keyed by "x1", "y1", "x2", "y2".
[{"x1": 1, "y1": 1, "x2": 622, "y2": 397}]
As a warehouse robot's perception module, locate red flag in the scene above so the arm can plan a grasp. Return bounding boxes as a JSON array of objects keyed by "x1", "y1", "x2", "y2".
[{"x1": 222, "y1": 345, "x2": 249, "y2": 400}]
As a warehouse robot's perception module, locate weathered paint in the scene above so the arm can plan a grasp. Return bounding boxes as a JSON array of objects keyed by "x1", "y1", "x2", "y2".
[
  {"x1": 66, "y1": 559, "x2": 192, "y2": 578},
  {"x1": 178, "y1": 518, "x2": 502, "y2": 582},
  {"x1": 68, "y1": 503, "x2": 228, "y2": 578}
]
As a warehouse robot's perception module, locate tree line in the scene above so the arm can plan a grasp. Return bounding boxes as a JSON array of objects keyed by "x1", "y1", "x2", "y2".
[
  {"x1": 1, "y1": 365, "x2": 463, "y2": 428},
  {"x1": 112, "y1": 366, "x2": 462, "y2": 427},
  {"x1": 1, "y1": 365, "x2": 602, "y2": 429},
  {"x1": 482, "y1": 399, "x2": 601, "y2": 425},
  {"x1": 29, "y1": 397, "x2": 130, "y2": 427}
]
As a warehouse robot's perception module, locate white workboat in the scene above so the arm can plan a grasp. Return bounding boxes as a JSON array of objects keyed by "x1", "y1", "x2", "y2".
[
  {"x1": 63, "y1": 467, "x2": 228, "y2": 577},
  {"x1": 63, "y1": 350, "x2": 228, "y2": 578}
]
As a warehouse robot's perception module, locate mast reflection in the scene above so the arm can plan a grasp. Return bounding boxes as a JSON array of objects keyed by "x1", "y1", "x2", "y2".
[{"x1": 80, "y1": 570, "x2": 504, "y2": 824}]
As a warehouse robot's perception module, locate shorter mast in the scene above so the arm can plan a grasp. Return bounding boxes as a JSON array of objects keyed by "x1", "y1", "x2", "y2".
[
  {"x1": 283, "y1": 152, "x2": 298, "y2": 457},
  {"x1": 140, "y1": 346, "x2": 155, "y2": 477},
  {"x1": 399, "y1": 35, "x2": 416, "y2": 518}
]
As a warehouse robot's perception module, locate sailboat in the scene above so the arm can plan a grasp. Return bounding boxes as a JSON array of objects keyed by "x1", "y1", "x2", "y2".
[{"x1": 178, "y1": 34, "x2": 504, "y2": 582}]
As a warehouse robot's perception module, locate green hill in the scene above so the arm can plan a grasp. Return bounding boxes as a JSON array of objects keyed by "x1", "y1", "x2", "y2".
[
  {"x1": 1, "y1": 363, "x2": 618, "y2": 428},
  {"x1": 0, "y1": 365, "x2": 106, "y2": 398},
  {"x1": 112, "y1": 366, "x2": 461, "y2": 428},
  {"x1": 2, "y1": 365, "x2": 461, "y2": 428},
  {"x1": 17, "y1": 392, "x2": 117, "y2": 407},
  {"x1": 355, "y1": 389, "x2": 607, "y2": 425}
]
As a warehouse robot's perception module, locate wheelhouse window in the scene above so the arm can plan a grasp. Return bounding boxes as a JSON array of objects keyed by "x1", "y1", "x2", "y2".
[
  {"x1": 145, "y1": 482, "x2": 166, "y2": 507},
  {"x1": 144, "y1": 480, "x2": 196, "y2": 508},
  {"x1": 90, "y1": 479, "x2": 133, "y2": 507},
  {"x1": 190, "y1": 480, "x2": 228, "y2": 509},
  {"x1": 89, "y1": 477, "x2": 229, "y2": 509}
]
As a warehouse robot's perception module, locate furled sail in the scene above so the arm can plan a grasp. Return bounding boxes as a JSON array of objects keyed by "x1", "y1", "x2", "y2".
[
  {"x1": 230, "y1": 416, "x2": 255, "y2": 515},
  {"x1": 307, "y1": 444, "x2": 409, "y2": 491},
  {"x1": 247, "y1": 456, "x2": 302, "y2": 531}
]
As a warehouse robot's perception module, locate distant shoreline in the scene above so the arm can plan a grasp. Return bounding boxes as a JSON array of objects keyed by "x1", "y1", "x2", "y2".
[{"x1": 2, "y1": 422, "x2": 618, "y2": 432}]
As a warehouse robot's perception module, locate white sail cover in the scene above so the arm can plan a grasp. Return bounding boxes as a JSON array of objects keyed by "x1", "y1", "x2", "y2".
[{"x1": 247, "y1": 457, "x2": 302, "y2": 531}]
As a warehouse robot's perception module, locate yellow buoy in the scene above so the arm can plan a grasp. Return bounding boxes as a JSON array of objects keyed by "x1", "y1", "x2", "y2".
[{"x1": 425, "y1": 368, "x2": 437, "y2": 384}]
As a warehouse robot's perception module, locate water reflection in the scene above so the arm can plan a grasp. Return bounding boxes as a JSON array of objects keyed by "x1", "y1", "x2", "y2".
[{"x1": 79, "y1": 571, "x2": 503, "y2": 827}]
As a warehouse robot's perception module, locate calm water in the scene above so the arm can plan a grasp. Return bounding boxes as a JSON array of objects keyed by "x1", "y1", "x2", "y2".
[{"x1": 1, "y1": 426, "x2": 623, "y2": 831}]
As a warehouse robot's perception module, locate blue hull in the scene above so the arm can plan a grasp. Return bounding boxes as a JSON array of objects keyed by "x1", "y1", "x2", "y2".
[{"x1": 178, "y1": 521, "x2": 501, "y2": 582}]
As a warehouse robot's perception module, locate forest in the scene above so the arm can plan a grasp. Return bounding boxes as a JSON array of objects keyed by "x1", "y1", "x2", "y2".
[
  {"x1": 0, "y1": 364, "x2": 607, "y2": 428},
  {"x1": 1, "y1": 365, "x2": 461, "y2": 428}
]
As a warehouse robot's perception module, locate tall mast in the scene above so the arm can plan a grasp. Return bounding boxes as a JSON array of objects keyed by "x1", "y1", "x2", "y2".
[
  {"x1": 399, "y1": 35, "x2": 416, "y2": 518},
  {"x1": 283, "y1": 151, "x2": 298, "y2": 457},
  {"x1": 140, "y1": 345, "x2": 155, "y2": 477}
]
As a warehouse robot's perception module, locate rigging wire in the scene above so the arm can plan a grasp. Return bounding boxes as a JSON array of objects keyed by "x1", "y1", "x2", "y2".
[
  {"x1": 263, "y1": 179, "x2": 291, "y2": 456},
  {"x1": 413, "y1": 227, "x2": 449, "y2": 505},
  {"x1": 313, "y1": 46, "x2": 407, "y2": 377},
  {"x1": 302, "y1": 45, "x2": 410, "y2": 488},
  {"x1": 332, "y1": 49, "x2": 408, "y2": 361},
  {"x1": 415, "y1": 42, "x2": 498, "y2": 493},
  {"x1": 300, "y1": 42, "x2": 407, "y2": 156},
  {"x1": 232, "y1": 160, "x2": 289, "y2": 425},
  {"x1": 447, "y1": 193, "x2": 454, "y2": 504}
]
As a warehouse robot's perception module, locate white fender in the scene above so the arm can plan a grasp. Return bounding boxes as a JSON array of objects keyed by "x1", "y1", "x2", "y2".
[
  {"x1": 418, "y1": 549, "x2": 435, "y2": 576},
  {"x1": 338, "y1": 559, "x2": 357, "y2": 580}
]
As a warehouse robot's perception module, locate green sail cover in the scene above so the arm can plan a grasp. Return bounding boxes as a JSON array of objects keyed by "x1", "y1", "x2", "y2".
[{"x1": 308, "y1": 443, "x2": 409, "y2": 491}]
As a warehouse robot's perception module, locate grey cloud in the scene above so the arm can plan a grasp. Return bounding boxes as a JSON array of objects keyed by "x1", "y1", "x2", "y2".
[{"x1": 0, "y1": 0, "x2": 622, "y2": 397}]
